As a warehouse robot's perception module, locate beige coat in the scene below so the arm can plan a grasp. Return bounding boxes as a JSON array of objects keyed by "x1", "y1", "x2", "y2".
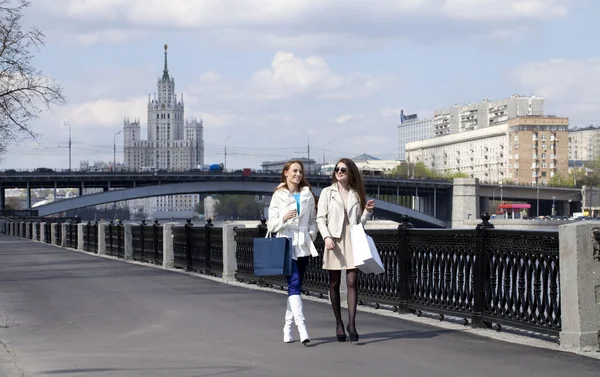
[
  {"x1": 316, "y1": 183, "x2": 370, "y2": 239},
  {"x1": 267, "y1": 185, "x2": 319, "y2": 259}
]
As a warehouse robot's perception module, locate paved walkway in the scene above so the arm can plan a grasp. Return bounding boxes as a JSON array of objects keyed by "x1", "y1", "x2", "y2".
[{"x1": 0, "y1": 234, "x2": 598, "y2": 377}]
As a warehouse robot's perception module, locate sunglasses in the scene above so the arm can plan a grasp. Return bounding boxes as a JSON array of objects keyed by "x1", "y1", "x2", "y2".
[{"x1": 334, "y1": 167, "x2": 347, "y2": 173}]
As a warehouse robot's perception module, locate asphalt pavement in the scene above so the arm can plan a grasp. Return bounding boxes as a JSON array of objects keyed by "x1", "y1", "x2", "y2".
[{"x1": 0, "y1": 234, "x2": 598, "y2": 377}]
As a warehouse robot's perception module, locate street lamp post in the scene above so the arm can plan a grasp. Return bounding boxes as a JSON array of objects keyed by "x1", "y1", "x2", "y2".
[
  {"x1": 63, "y1": 121, "x2": 71, "y2": 171},
  {"x1": 492, "y1": 185, "x2": 503, "y2": 215},
  {"x1": 536, "y1": 178, "x2": 540, "y2": 218},
  {"x1": 113, "y1": 130, "x2": 122, "y2": 171},
  {"x1": 224, "y1": 135, "x2": 232, "y2": 171}
]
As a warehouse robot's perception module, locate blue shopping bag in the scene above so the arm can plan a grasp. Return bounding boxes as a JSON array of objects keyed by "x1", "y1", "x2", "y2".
[{"x1": 253, "y1": 236, "x2": 293, "y2": 276}]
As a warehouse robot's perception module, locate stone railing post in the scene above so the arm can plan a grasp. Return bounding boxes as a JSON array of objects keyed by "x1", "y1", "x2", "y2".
[
  {"x1": 77, "y1": 223, "x2": 85, "y2": 250},
  {"x1": 98, "y1": 223, "x2": 106, "y2": 255},
  {"x1": 222, "y1": 224, "x2": 244, "y2": 283},
  {"x1": 124, "y1": 223, "x2": 133, "y2": 260},
  {"x1": 40, "y1": 222, "x2": 46, "y2": 243},
  {"x1": 162, "y1": 223, "x2": 175, "y2": 269},
  {"x1": 559, "y1": 221, "x2": 600, "y2": 352},
  {"x1": 60, "y1": 223, "x2": 68, "y2": 247},
  {"x1": 25, "y1": 222, "x2": 31, "y2": 239},
  {"x1": 32, "y1": 223, "x2": 37, "y2": 241},
  {"x1": 51, "y1": 223, "x2": 57, "y2": 245}
]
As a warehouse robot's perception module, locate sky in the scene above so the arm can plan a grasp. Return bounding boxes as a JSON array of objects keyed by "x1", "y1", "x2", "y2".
[{"x1": 2, "y1": 0, "x2": 600, "y2": 171}]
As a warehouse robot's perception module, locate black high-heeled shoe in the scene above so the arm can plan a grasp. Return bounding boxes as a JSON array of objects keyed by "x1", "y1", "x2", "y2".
[
  {"x1": 347, "y1": 325, "x2": 359, "y2": 342},
  {"x1": 336, "y1": 324, "x2": 346, "y2": 342}
]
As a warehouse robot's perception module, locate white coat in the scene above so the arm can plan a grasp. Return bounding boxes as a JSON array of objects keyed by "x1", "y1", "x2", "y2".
[
  {"x1": 267, "y1": 185, "x2": 319, "y2": 259},
  {"x1": 316, "y1": 183, "x2": 371, "y2": 240}
]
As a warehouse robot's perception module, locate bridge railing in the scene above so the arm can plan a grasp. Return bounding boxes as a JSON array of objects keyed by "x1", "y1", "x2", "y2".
[
  {"x1": 171, "y1": 220, "x2": 223, "y2": 277},
  {"x1": 83, "y1": 221, "x2": 98, "y2": 253},
  {"x1": 131, "y1": 220, "x2": 163, "y2": 265},
  {"x1": 65, "y1": 223, "x2": 78, "y2": 249},
  {"x1": 106, "y1": 221, "x2": 124, "y2": 258},
  {"x1": 0, "y1": 215, "x2": 567, "y2": 342}
]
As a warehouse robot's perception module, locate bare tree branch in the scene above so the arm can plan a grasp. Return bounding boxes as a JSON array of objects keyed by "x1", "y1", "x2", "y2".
[{"x1": 0, "y1": 0, "x2": 66, "y2": 157}]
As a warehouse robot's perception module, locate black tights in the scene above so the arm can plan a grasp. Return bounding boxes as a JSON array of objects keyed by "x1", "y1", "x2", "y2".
[{"x1": 328, "y1": 269, "x2": 358, "y2": 334}]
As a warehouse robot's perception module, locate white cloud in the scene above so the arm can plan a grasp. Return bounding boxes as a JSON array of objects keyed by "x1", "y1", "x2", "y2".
[
  {"x1": 64, "y1": 97, "x2": 148, "y2": 128},
  {"x1": 199, "y1": 71, "x2": 221, "y2": 83},
  {"x1": 334, "y1": 114, "x2": 366, "y2": 124},
  {"x1": 515, "y1": 58, "x2": 600, "y2": 116},
  {"x1": 31, "y1": 0, "x2": 572, "y2": 48},
  {"x1": 187, "y1": 51, "x2": 394, "y2": 102},
  {"x1": 248, "y1": 51, "x2": 393, "y2": 100},
  {"x1": 442, "y1": 0, "x2": 569, "y2": 20}
]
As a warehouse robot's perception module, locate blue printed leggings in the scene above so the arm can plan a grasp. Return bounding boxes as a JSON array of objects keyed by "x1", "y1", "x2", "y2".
[{"x1": 287, "y1": 257, "x2": 309, "y2": 296}]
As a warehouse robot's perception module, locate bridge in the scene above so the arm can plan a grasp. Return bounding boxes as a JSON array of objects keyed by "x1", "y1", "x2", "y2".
[{"x1": 0, "y1": 171, "x2": 584, "y2": 227}]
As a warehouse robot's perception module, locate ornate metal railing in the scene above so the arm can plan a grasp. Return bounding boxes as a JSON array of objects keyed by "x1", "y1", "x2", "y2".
[
  {"x1": 132, "y1": 220, "x2": 163, "y2": 265},
  {"x1": 482, "y1": 229, "x2": 560, "y2": 334},
  {"x1": 65, "y1": 222, "x2": 78, "y2": 249},
  {"x1": 44, "y1": 222, "x2": 52, "y2": 243},
  {"x1": 83, "y1": 221, "x2": 98, "y2": 253},
  {"x1": 26, "y1": 222, "x2": 32, "y2": 239},
  {"x1": 34, "y1": 222, "x2": 40, "y2": 240},
  {"x1": 232, "y1": 215, "x2": 561, "y2": 337},
  {"x1": 55, "y1": 223, "x2": 62, "y2": 246},
  {"x1": 172, "y1": 225, "x2": 188, "y2": 269},
  {"x1": 172, "y1": 220, "x2": 223, "y2": 276},
  {"x1": 233, "y1": 227, "x2": 261, "y2": 284},
  {"x1": 105, "y1": 221, "x2": 124, "y2": 258}
]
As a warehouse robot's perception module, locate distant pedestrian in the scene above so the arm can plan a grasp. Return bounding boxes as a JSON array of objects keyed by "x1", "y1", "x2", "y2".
[
  {"x1": 267, "y1": 160, "x2": 319, "y2": 345},
  {"x1": 316, "y1": 158, "x2": 375, "y2": 342}
]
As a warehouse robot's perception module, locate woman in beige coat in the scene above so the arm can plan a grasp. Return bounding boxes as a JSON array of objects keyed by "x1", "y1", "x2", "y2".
[{"x1": 316, "y1": 158, "x2": 375, "y2": 342}]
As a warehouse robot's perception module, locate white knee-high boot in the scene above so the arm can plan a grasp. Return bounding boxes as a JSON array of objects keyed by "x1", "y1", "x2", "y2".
[
  {"x1": 288, "y1": 295, "x2": 310, "y2": 345},
  {"x1": 283, "y1": 298, "x2": 294, "y2": 343}
]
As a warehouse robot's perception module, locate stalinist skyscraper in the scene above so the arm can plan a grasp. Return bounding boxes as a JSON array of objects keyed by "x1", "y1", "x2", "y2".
[{"x1": 123, "y1": 45, "x2": 204, "y2": 213}]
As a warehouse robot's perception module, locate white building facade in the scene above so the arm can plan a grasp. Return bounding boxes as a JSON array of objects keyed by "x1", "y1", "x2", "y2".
[
  {"x1": 123, "y1": 45, "x2": 204, "y2": 213},
  {"x1": 406, "y1": 125, "x2": 509, "y2": 184},
  {"x1": 433, "y1": 94, "x2": 544, "y2": 136},
  {"x1": 568, "y1": 126, "x2": 600, "y2": 162},
  {"x1": 397, "y1": 110, "x2": 434, "y2": 161}
]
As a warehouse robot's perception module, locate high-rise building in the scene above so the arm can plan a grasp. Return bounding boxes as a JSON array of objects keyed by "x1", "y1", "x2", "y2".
[
  {"x1": 406, "y1": 115, "x2": 569, "y2": 186},
  {"x1": 397, "y1": 110, "x2": 434, "y2": 161},
  {"x1": 568, "y1": 126, "x2": 600, "y2": 162},
  {"x1": 123, "y1": 45, "x2": 204, "y2": 213},
  {"x1": 433, "y1": 94, "x2": 544, "y2": 136}
]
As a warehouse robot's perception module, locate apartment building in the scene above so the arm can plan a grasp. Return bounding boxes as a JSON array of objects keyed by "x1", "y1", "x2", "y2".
[
  {"x1": 568, "y1": 126, "x2": 600, "y2": 162},
  {"x1": 507, "y1": 116, "x2": 569, "y2": 186},
  {"x1": 406, "y1": 116, "x2": 569, "y2": 185},
  {"x1": 433, "y1": 94, "x2": 544, "y2": 137}
]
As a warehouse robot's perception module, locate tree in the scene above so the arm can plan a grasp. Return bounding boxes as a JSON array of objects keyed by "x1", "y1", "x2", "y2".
[
  {"x1": 5, "y1": 196, "x2": 20, "y2": 210},
  {"x1": 548, "y1": 173, "x2": 574, "y2": 188},
  {"x1": 0, "y1": 0, "x2": 65, "y2": 158},
  {"x1": 214, "y1": 195, "x2": 263, "y2": 219}
]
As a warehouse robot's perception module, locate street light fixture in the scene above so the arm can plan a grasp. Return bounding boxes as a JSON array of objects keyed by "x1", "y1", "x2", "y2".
[
  {"x1": 301, "y1": 130, "x2": 310, "y2": 175},
  {"x1": 63, "y1": 121, "x2": 71, "y2": 171},
  {"x1": 224, "y1": 135, "x2": 232, "y2": 171},
  {"x1": 113, "y1": 130, "x2": 122, "y2": 171},
  {"x1": 492, "y1": 184, "x2": 503, "y2": 216}
]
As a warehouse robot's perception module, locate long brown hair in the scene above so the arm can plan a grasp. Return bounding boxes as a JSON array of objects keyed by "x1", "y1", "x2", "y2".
[
  {"x1": 277, "y1": 160, "x2": 318, "y2": 203},
  {"x1": 332, "y1": 158, "x2": 367, "y2": 212}
]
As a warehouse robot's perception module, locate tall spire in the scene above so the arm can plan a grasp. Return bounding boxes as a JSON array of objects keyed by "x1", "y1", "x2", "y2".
[{"x1": 162, "y1": 44, "x2": 170, "y2": 81}]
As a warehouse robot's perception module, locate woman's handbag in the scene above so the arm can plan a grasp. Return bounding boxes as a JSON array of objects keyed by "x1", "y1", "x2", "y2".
[{"x1": 253, "y1": 231, "x2": 293, "y2": 276}]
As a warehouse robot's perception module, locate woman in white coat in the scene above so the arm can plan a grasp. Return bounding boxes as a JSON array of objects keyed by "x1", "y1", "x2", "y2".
[
  {"x1": 317, "y1": 158, "x2": 375, "y2": 342},
  {"x1": 267, "y1": 160, "x2": 319, "y2": 345}
]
